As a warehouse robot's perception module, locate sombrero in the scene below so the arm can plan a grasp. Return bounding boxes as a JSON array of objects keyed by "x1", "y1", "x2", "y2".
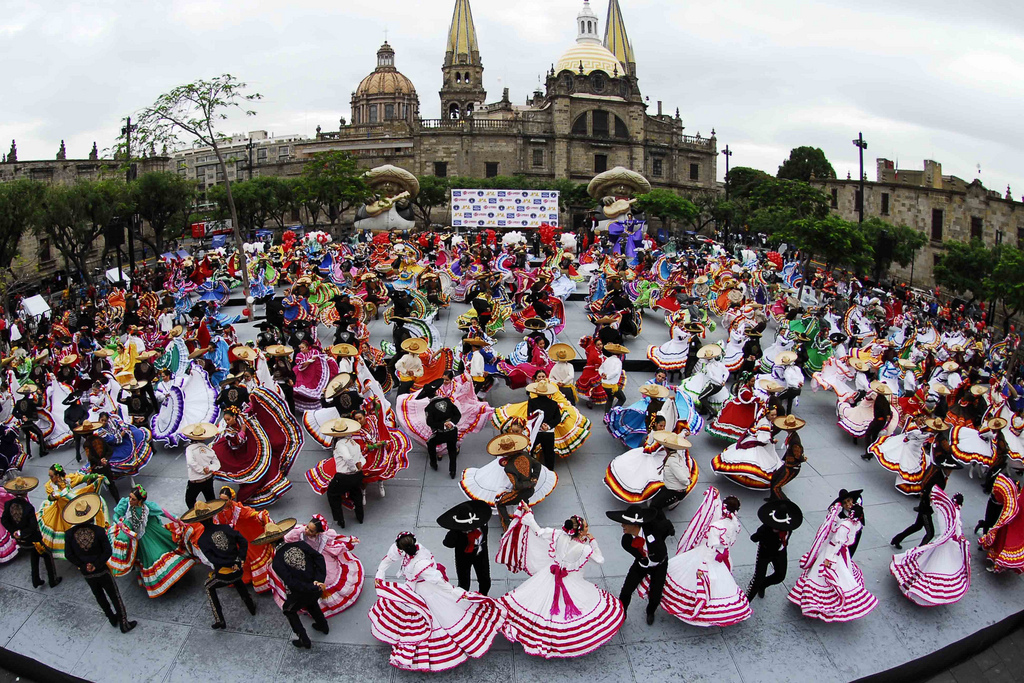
[
  {"x1": 181, "y1": 422, "x2": 220, "y2": 441},
  {"x1": 401, "y1": 338, "x2": 428, "y2": 355},
  {"x1": 73, "y1": 420, "x2": 102, "y2": 436},
  {"x1": 605, "y1": 505, "x2": 657, "y2": 526},
  {"x1": 61, "y1": 493, "x2": 104, "y2": 526},
  {"x1": 265, "y1": 344, "x2": 294, "y2": 357},
  {"x1": 594, "y1": 316, "x2": 618, "y2": 325},
  {"x1": 60, "y1": 354, "x2": 79, "y2": 366},
  {"x1": 897, "y1": 358, "x2": 916, "y2": 370},
  {"x1": 324, "y1": 372, "x2": 354, "y2": 400},
  {"x1": 252, "y1": 519, "x2": 298, "y2": 546},
  {"x1": 931, "y1": 384, "x2": 951, "y2": 396},
  {"x1": 523, "y1": 318, "x2": 548, "y2": 331},
  {"x1": 231, "y1": 346, "x2": 257, "y2": 362},
  {"x1": 983, "y1": 417, "x2": 1009, "y2": 432},
  {"x1": 942, "y1": 361, "x2": 959, "y2": 372},
  {"x1": 775, "y1": 350, "x2": 797, "y2": 366},
  {"x1": 2, "y1": 476, "x2": 39, "y2": 494},
  {"x1": 525, "y1": 381, "x2": 558, "y2": 396},
  {"x1": 970, "y1": 385, "x2": 989, "y2": 396},
  {"x1": 639, "y1": 384, "x2": 672, "y2": 399},
  {"x1": 651, "y1": 430, "x2": 692, "y2": 450},
  {"x1": 169, "y1": 325, "x2": 184, "y2": 338},
  {"x1": 697, "y1": 344, "x2": 722, "y2": 360},
  {"x1": 94, "y1": 348, "x2": 114, "y2": 358},
  {"x1": 604, "y1": 343, "x2": 629, "y2": 355},
  {"x1": 463, "y1": 338, "x2": 489, "y2": 348},
  {"x1": 549, "y1": 343, "x2": 576, "y2": 362},
  {"x1": 188, "y1": 346, "x2": 210, "y2": 359},
  {"x1": 16, "y1": 383, "x2": 39, "y2": 395},
  {"x1": 330, "y1": 343, "x2": 359, "y2": 358},
  {"x1": 138, "y1": 350, "x2": 160, "y2": 361},
  {"x1": 322, "y1": 417, "x2": 362, "y2": 438},
  {"x1": 123, "y1": 379, "x2": 148, "y2": 391},
  {"x1": 486, "y1": 433, "x2": 530, "y2": 456},
  {"x1": 180, "y1": 499, "x2": 227, "y2": 523},
  {"x1": 437, "y1": 501, "x2": 492, "y2": 531},
  {"x1": 773, "y1": 414, "x2": 806, "y2": 431},
  {"x1": 870, "y1": 380, "x2": 892, "y2": 396},
  {"x1": 922, "y1": 417, "x2": 951, "y2": 432},
  {"x1": 757, "y1": 378, "x2": 785, "y2": 393},
  {"x1": 849, "y1": 358, "x2": 871, "y2": 372},
  {"x1": 757, "y1": 500, "x2": 803, "y2": 532}
]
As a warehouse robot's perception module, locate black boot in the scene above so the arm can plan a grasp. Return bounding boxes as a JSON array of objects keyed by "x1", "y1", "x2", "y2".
[{"x1": 120, "y1": 620, "x2": 138, "y2": 634}]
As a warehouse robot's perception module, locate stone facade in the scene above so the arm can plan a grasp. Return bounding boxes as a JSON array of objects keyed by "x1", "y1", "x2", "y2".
[{"x1": 813, "y1": 158, "x2": 1024, "y2": 286}]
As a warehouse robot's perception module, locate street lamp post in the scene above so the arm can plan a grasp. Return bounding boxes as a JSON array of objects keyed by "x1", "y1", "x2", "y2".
[
  {"x1": 120, "y1": 116, "x2": 140, "y2": 287},
  {"x1": 722, "y1": 144, "x2": 732, "y2": 249},
  {"x1": 852, "y1": 132, "x2": 867, "y2": 223}
]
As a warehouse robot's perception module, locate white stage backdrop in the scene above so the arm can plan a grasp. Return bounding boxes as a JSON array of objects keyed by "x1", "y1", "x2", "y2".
[{"x1": 450, "y1": 189, "x2": 560, "y2": 228}]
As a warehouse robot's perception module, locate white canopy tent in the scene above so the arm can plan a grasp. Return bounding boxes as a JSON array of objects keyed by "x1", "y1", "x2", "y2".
[{"x1": 19, "y1": 294, "x2": 50, "y2": 321}]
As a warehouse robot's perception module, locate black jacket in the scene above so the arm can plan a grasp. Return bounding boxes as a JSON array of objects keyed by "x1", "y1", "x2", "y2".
[
  {"x1": 65, "y1": 522, "x2": 113, "y2": 574},
  {"x1": 527, "y1": 395, "x2": 562, "y2": 429},
  {"x1": 272, "y1": 541, "x2": 327, "y2": 598},
  {"x1": 0, "y1": 497, "x2": 41, "y2": 545},
  {"x1": 217, "y1": 385, "x2": 250, "y2": 411},
  {"x1": 620, "y1": 517, "x2": 674, "y2": 566},
  {"x1": 197, "y1": 523, "x2": 248, "y2": 570},
  {"x1": 443, "y1": 527, "x2": 489, "y2": 557},
  {"x1": 750, "y1": 523, "x2": 790, "y2": 556},
  {"x1": 425, "y1": 397, "x2": 461, "y2": 432}
]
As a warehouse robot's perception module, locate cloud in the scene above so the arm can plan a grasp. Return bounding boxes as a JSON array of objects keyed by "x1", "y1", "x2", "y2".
[{"x1": 2, "y1": 0, "x2": 1022, "y2": 198}]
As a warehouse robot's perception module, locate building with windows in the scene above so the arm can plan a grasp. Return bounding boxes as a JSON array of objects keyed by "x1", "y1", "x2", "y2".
[
  {"x1": 292, "y1": 0, "x2": 718, "y2": 219},
  {"x1": 172, "y1": 131, "x2": 307, "y2": 191},
  {"x1": 813, "y1": 158, "x2": 1024, "y2": 285}
]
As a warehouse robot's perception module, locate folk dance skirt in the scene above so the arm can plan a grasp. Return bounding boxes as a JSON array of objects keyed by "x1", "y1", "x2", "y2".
[
  {"x1": 460, "y1": 458, "x2": 557, "y2": 506},
  {"x1": 890, "y1": 534, "x2": 970, "y2": 606},
  {"x1": 605, "y1": 447, "x2": 698, "y2": 504},
  {"x1": 868, "y1": 433, "x2": 929, "y2": 495},
  {"x1": 654, "y1": 547, "x2": 752, "y2": 627},
  {"x1": 787, "y1": 548, "x2": 877, "y2": 622},
  {"x1": 711, "y1": 442, "x2": 782, "y2": 489}
]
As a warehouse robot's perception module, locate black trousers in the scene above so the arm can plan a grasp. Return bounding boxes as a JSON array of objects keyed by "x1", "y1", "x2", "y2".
[
  {"x1": 534, "y1": 431, "x2": 556, "y2": 470},
  {"x1": 454, "y1": 549, "x2": 491, "y2": 596},
  {"x1": 619, "y1": 560, "x2": 667, "y2": 617},
  {"x1": 84, "y1": 570, "x2": 130, "y2": 627},
  {"x1": 497, "y1": 487, "x2": 535, "y2": 529},
  {"x1": 863, "y1": 417, "x2": 888, "y2": 456},
  {"x1": 473, "y1": 377, "x2": 493, "y2": 396},
  {"x1": 777, "y1": 388, "x2": 801, "y2": 415},
  {"x1": 21, "y1": 544, "x2": 57, "y2": 587},
  {"x1": 697, "y1": 383, "x2": 724, "y2": 413},
  {"x1": 978, "y1": 498, "x2": 1003, "y2": 534},
  {"x1": 558, "y1": 385, "x2": 577, "y2": 406},
  {"x1": 892, "y1": 508, "x2": 935, "y2": 547},
  {"x1": 282, "y1": 590, "x2": 328, "y2": 644},
  {"x1": 604, "y1": 388, "x2": 626, "y2": 413},
  {"x1": 21, "y1": 423, "x2": 46, "y2": 456},
  {"x1": 91, "y1": 464, "x2": 120, "y2": 502},
  {"x1": 279, "y1": 383, "x2": 296, "y2": 413},
  {"x1": 327, "y1": 471, "x2": 364, "y2": 527},
  {"x1": 427, "y1": 429, "x2": 459, "y2": 475},
  {"x1": 746, "y1": 547, "x2": 787, "y2": 599},
  {"x1": 683, "y1": 355, "x2": 699, "y2": 378},
  {"x1": 185, "y1": 477, "x2": 216, "y2": 510},
  {"x1": 648, "y1": 487, "x2": 688, "y2": 511},
  {"x1": 205, "y1": 568, "x2": 255, "y2": 626},
  {"x1": 396, "y1": 380, "x2": 416, "y2": 396}
]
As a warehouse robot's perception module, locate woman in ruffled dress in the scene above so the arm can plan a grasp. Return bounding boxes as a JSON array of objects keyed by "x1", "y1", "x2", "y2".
[
  {"x1": 605, "y1": 429, "x2": 697, "y2": 504},
  {"x1": 498, "y1": 336, "x2": 554, "y2": 390},
  {"x1": 869, "y1": 416, "x2": 938, "y2": 495},
  {"x1": 646, "y1": 321, "x2": 695, "y2": 374},
  {"x1": 108, "y1": 485, "x2": 196, "y2": 598},
  {"x1": 711, "y1": 404, "x2": 782, "y2": 489},
  {"x1": 496, "y1": 503, "x2": 624, "y2": 658},
  {"x1": 491, "y1": 370, "x2": 591, "y2": 459},
  {"x1": 657, "y1": 487, "x2": 752, "y2": 626},
  {"x1": 460, "y1": 421, "x2": 558, "y2": 506},
  {"x1": 396, "y1": 371, "x2": 493, "y2": 449},
  {"x1": 38, "y1": 463, "x2": 108, "y2": 559},
  {"x1": 292, "y1": 339, "x2": 339, "y2": 412},
  {"x1": 269, "y1": 514, "x2": 363, "y2": 618},
  {"x1": 575, "y1": 336, "x2": 608, "y2": 408},
  {"x1": 605, "y1": 376, "x2": 703, "y2": 450},
  {"x1": 787, "y1": 502, "x2": 877, "y2": 622},
  {"x1": 890, "y1": 488, "x2": 970, "y2": 606},
  {"x1": 0, "y1": 487, "x2": 18, "y2": 564},
  {"x1": 95, "y1": 411, "x2": 154, "y2": 477},
  {"x1": 708, "y1": 373, "x2": 761, "y2": 442},
  {"x1": 370, "y1": 531, "x2": 504, "y2": 672},
  {"x1": 150, "y1": 363, "x2": 220, "y2": 448}
]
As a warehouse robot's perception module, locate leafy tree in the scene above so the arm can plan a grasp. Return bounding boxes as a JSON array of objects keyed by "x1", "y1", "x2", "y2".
[
  {"x1": 686, "y1": 191, "x2": 732, "y2": 235},
  {"x1": 412, "y1": 175, "x2": 450, "y2": 227},
  {"x1": 0, "y1": 179, "x2": 46, "y2": 311},
  {"x1": 933, "y1": 239, "x2": 996, "y2": 302},
  {"x1": 132, "y1": 171, "x2": 197, "y2": 254},
  {"x1": 725, "y1": 167, "x2": 773, "y2": 200},
  {"x1": 986, "y1": 246, "x2": 1024, "y2": 332},
  {"x1": 775, "y1": 214, "x2": 874, "y2": 277},
  {"x1": 859, "y1": 217, "x2": 927, "y2": 281},
  {"x1": 129, "y1": 74, "x2": 262, "y2": 319},
  {"x1": 34, "y1": 181, "x2": 123, "y2": 284},
  {"x1": 547, "y1": 178, "x2": 593, "y2": 213},
  {"x1": 634, "y1": 189, "x2": 699, "y2": 234},
  {"x1": 262, "y1": 176, "x2": 301, "y2": 230},
  {"x1": 300, "y1": 151, "x2": 370, "y2": 227},
  {"x1": 777, "y1": 146, "x2": 837, "y2": 182}
]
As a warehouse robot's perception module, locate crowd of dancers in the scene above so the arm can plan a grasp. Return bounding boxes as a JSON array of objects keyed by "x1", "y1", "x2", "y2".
[{"x1": 0, "y1": 227, "x2": 1020, "y2": 670}]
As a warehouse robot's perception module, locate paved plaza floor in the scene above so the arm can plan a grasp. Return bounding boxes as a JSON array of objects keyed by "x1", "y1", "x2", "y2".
[{"x1": 0, "y1": 291, "x2": 1022, "y2": 682}]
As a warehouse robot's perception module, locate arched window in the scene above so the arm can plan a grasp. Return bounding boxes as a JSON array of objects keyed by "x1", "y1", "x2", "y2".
[
  {"x1": 614, "y1": 115, "x2": 629, "y2": 138},
  {"x1": 455, "y1": 73, "x2": 462, "y2": 83},
  {"x1": 464, "y1": 72, "x2": 471, "y2": 84},
  {"x1": 449, "y1": 102, "x2": 461, "y2": 119},
  {"x1": 465, "y1": 103, "x2": 474, "y2": 116},
  {"x1": 571, "y1": 113, "x2": 588, "y2": 135}
]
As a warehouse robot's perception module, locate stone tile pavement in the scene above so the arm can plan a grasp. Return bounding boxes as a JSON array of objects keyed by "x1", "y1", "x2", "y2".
[{"x1": 0, "y1": 290, "x2": 1022, "y2": 682}]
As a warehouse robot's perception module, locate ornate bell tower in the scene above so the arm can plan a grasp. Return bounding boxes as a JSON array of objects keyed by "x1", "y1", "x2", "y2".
[{"x1": 440, "y1": 0, "x2": 486, "y2": 119}]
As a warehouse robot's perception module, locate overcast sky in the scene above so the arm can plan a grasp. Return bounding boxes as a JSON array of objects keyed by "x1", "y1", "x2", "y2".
[{"x1": 3, "y1": 0, "x2": 1022, "y2": 196}]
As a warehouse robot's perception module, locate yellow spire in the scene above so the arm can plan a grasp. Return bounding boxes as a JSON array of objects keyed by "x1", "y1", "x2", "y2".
[
  {"x1": 603, "y1": 0, "x2": 634, "y2": 72},
  {"x1": 446, "y1": 0, "x2": 479, "y2": 59}
]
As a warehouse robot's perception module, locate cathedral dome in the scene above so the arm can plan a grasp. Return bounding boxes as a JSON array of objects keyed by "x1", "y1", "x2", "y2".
[
  {"x1": 355, "y1": 43, "x2": 417, "y2": 96},
  {"x1": 555, "y1": 0, "x2": 625, "y2": 77},
  {"x1": 555, "y1": 42, "x2": 625, "y2": 77}
]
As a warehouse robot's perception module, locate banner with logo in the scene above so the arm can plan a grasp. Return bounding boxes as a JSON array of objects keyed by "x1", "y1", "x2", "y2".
[{"x1": 451, "y1": 189, "x2": 560, "y2": 228}]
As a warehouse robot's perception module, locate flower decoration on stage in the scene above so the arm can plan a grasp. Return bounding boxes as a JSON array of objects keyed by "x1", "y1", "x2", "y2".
[
  {"x1": 539, "y1": 223, "x2": 556, "y2": 246},
  {"x1": 282, "y1": 230, "x2": 297, "y2": 253},
  {"x1": 502, "y1": 231, "x2": 526, "y2": 248},
  {"x1": 765, "y1": 251, "x2": 784, "y2": 270},
  {"x1": 559, "y1": 231, "x2": 578, "y2": 253}
]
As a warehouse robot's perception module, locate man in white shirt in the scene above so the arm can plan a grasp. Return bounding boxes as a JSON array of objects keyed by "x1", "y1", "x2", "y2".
[
  {"x1": 648, "y1": 437, "x2": 693, "y2": 512},
  {"x1": 325, "y1": 418, "x2": 366, "y2": 528},
  {"x1": 465, "y1": 338, "x2": 491, "y2": 398},
  {"x1": 600, "y1": 344, "x2": 627, "y2": 413},
  {"x1": 395, "y1": 338, "x2": 427, "y2": 396},
  {"x1": 548, "y1": 343, "x2": 577, "y2": 405},
  {"x1": 183, "y1": 423, "x2": 221, "y2": 509},
  {"x1": 157, "y1": 308, "x2": 175, "y2": 335}
]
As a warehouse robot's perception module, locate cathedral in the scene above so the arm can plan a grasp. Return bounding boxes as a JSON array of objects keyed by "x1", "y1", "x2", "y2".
[{"x1": 297, "y1": 0, "x2": 718, "y2": 196}]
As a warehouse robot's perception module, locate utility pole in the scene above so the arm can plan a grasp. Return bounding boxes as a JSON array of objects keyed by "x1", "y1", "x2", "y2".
[
  {"x1": 122, "y1": 116, "x2": 138, "y2": 283},
  {"x1": 852, "y1": 132, "x2": 867, "y2": 223},
  {"x1": 722, "y1": 144, "x2": 732, "y2": 249},
  {"x1": 247, "y1": 137, "x2": 255, "y2": 181}
]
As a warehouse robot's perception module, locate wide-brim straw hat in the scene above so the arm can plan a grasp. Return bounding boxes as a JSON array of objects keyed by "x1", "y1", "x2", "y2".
[
  {"x1": 322, "y1": 417, "x2": 362, "y2": 438},
  {"x1": 180, "y1": 499, "x2": 228, "y2": 523},
  {"x1": 870, "y1": 380, "x2": 892, "y2": 396},
  {"x1": 2, "y1": 476, "x2": 39, "y2": 494},
  {"x1": 931, "y1": 383, "x2": 951, "y2": 396},
  {"x1": 265, "y1": 344, "x2": 294, "y2": 357},
  {"x1": 93, "y1": 348, "x2": 114, "y2": 358},
  {"x1": 16, "y1": 383, "x2": 39, "y2": 395},
  {"x1": 639, "y1": 384, "x2": 672, "y2": 399},
  {"x1": 849, "y1": 358, "x2": 871, "y2": 372},
  {"x1": 73, "y1": 420, "x2": 102, "y2": 436},
  {"x1": 123, "y1": 379, "x2": 149, "y2": 391},
  {"x1": 324, "y1": 372, "x2": 354, "y2": 400},
  {"x1": 138, "y1": 350, "x2": 160, "y2": 361},
  {"x1": 773, "y1": 414, "x2": 806, "y2": 431},
  {"x1": 401, "y1": 338, "x2": 428, "y2": 354},
  {"x1": 897, "y1": 358, "x2": 916, "y2": 369},
  {"x1": 169, "y1": 325, "x2": 184, "y2": 338},
  {"x1": 970, "y1": 384, "x2": 989, "y2": 396},
  {"x1": 604, "y1": 343, "x2": 629, "y2": 355},
  {"x1": 463, "y1": 338, "x2": 489, "y2": 348},
  {"x1": 942, "y1": 361, "x2": 959, "y2": 372},
  {"x1": 252, "y1": 518, "x2": 298, "y2": 546},
  {"x1": 231, "y1": 346, "x2": 257, "y2": 362},
  {"x1": 549, "y1": 343, "x2": 576, "y2": 362},
  {"x1": 181, "y1": 422, "x2": 220, "y2": 441},
  {"x1": 486, "y1": 433, "x2": 530, "y2": 456},
  {"x1": 61, "y1": 493, "x2": 104, "y2": 526},
  {"x1": 757, "y1": 378, "x2": 785, "y2": 393},
  {"x1": 983, "y1": 417, "x2": 1009, "y2": 432},
  {"x1": 651, "y1": 430, "x2": 692, "y2": 450},
  {"x1": 523, "y1": 318, "x2": 548, "y2": 331},
  {"x1": 188, "y1": 346, "x2": 210, "y2": 359},
  {"x1": 330, "y1": 343, "x2": 359, "y2": 358},
  {"x1": 775, "y1": 350, "x2": 797, "y2": 366},
  {"x1": 60, "y1": 354, "x2": 79, "y2": 366},
  {"x1": 525, "y1": 380, "x2": 558, "y2": 396},
  {"x1": 698, "y1": 344, "x2": 722, "y2": 360},
  {"x1": 594, "y1": 316, "x2": 618, "y2": 325}
]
